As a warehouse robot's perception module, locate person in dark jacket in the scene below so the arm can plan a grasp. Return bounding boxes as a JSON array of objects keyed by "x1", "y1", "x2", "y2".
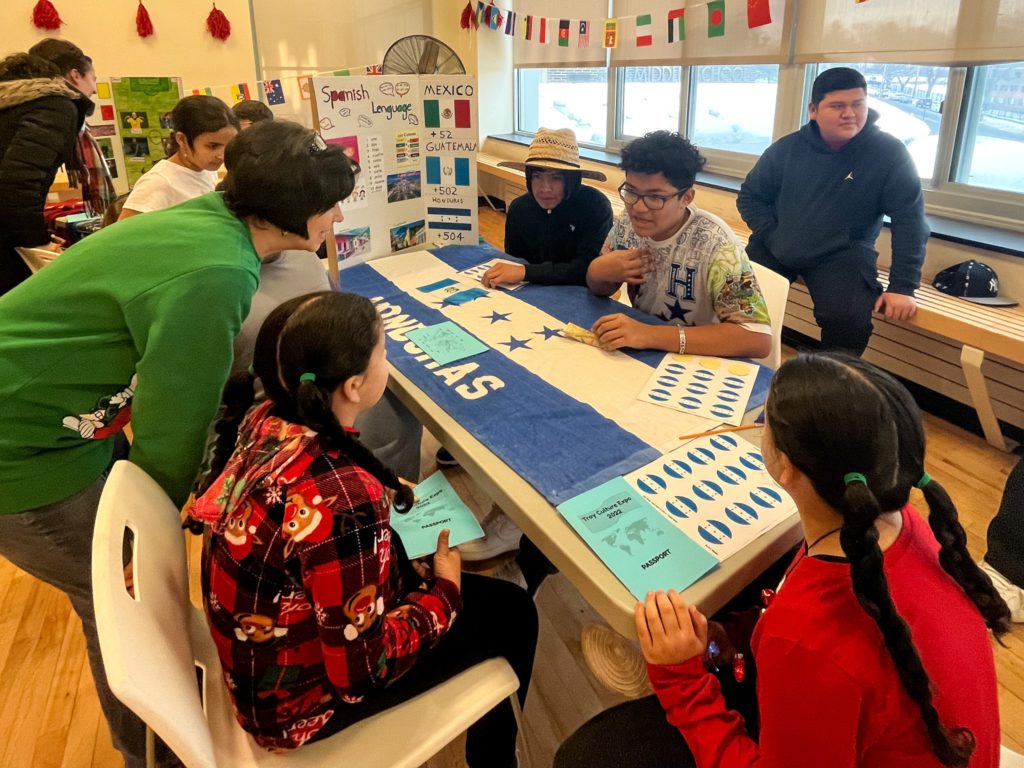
[
  {"x1": 737, "y1": 67, "x2": 929, "y2": 355},
  {"x1": 979, "y1": 457, "x2": 1024, "y2": 622},
  {"x1": 0, "y1": 40, "x2": 95, "y2": 296},
  {"x1": 485, "y1": 127, "x2": 613, "y2": 288}
]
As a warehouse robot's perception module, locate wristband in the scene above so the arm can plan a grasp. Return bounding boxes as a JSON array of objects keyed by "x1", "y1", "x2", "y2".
[{"x1": 677, "y1": 326, "x2": 687, "y2": 355}]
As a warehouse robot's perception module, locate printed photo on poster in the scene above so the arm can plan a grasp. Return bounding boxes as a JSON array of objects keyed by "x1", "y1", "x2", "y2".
[
  {"x1": 90, "y1": 124, "x2": 116, "y2": 138},
  {"x1": 121, "y1": 111, "x2": 149, "y2": 134},
  {"x1": 122, "y1": 137, "x2": 150, "y2": 160},
  {"x1": 96, "y1": 138, "x2": 119, "y2": 178},
  {"x1": 326, "y1": 135, "x2": 360, "y2": 165},
  {"x1": 336, "y1": 227, "x2": 371, "y2": 260},
  {"x1": 387, "y1": 171, "x2": 421, "y2": 203},
  {"x1": 395, "y1": 130, "x2": 420, "y2": 169},
  {"x1": 390, "y1": 220, "x2": 426, "y2": 252},
  {"x1": 159, "y1": 111, "x2": 173, "y2": 129}
]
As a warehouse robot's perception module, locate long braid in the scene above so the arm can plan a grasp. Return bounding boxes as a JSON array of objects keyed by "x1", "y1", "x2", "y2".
[
  {"x1": 841, "y1": 483, "x2": 975, "y2": 767},
  {"x1": 922, "y1": 479, "x2": 1012, "y2": 636},
  {"x1": 294, "y1": 378, "x2": 414, "y2": 511}
]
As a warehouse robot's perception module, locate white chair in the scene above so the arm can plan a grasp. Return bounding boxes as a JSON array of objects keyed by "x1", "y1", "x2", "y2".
[
  {"x1": 93, "y1": 460, "x2": 527, "y2": 768},
  {"x1": 751, "y1": 261, "x2": 791, "y2": 371},
  {"x1": 1003, "y1": 745, "x2": 1024, "y2": 767}
]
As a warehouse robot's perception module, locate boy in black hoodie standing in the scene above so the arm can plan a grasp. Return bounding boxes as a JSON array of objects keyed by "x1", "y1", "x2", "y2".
[{"x1": 738, "y1": 67, "x2": 928, "y2": 355}]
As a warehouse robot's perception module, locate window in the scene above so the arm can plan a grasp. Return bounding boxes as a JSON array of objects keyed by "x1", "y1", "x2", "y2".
[
  {"x1": 517, "y1": 68, "x2": 608, "y2": 146},
  {"x1": 814, "y1": 63, "x2": 950, "y2": 182},
  {"x1": 619, "y1": 66, "x2": 682, "y2": 139},
  {"x1": 689, "y1": 65, "x2": 779, "y2": 156},
  {"x1": 954, "y1": 62, "x2": 1024, "y2": 194}
]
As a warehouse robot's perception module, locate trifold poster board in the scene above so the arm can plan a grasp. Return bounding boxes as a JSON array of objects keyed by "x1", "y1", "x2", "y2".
[
  {"x1": 91, "y1": 77, "x2": 184, "y2": 191},
  {"x1": 310, "y1": 75, "x2": 479, "y2": 269}
]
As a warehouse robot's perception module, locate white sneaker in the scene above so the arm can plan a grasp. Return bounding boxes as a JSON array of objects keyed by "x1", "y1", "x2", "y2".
[
  {"x1": 979, "y1": 560, "x2": 1024, "y2": 622},
  {"x1": 458, "y1": 507, "x2": 522, "y2": 562}
]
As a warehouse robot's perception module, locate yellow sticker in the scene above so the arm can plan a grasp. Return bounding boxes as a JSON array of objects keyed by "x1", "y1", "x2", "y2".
[
  {"x1": 699, "y1": 358, "x2": 721, "y2": 369},
  {"x1": 96, "y1": 82, "x2": 111, "y2": 100},
  {"x1": 728, "y1": 362, "x2": 752, "y2": 377}
]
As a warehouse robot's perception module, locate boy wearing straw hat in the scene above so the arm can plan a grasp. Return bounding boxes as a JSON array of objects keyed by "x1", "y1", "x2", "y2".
[{"x1": 484, "y1": 127, "x2": 612, "y2": 288}]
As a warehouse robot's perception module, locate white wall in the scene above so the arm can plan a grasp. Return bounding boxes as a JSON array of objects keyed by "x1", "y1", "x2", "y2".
[{"x1": 0, "y1": 0, "x2": 257, "y2": 89}]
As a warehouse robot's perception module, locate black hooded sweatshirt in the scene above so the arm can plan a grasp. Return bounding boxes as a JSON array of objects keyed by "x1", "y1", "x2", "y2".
[
  {"x1": 737, "y1": 109, "x2": 929, "y2": 295},
  {"x1": 504, "y1": 168, "x2": 613, "y2": 286}
]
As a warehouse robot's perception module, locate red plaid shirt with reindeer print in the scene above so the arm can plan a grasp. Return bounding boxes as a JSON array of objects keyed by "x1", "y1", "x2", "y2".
[{"x1": 190, "y1": 401, "x2": 461, "y2": 751}]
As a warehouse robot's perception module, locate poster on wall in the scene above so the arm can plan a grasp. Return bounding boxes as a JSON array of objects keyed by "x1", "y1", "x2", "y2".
[
  {"x1": 311, "y1": 74, "x2": 479, "y2": 268},
  {"x1": 89, "y1": 80, "x2": 129, "y2": 196},
  {"x1": 110, "y1": 77, "x2": 184, "y2": 188}
]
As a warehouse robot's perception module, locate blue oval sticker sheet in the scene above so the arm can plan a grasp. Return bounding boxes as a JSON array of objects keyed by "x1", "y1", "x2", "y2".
[
  {"x1": 637, "y1": 354, "x2": 759, "y2": 426},
  {"x1": 625, "y1": 432, "x2": 796, "y2": 559}
]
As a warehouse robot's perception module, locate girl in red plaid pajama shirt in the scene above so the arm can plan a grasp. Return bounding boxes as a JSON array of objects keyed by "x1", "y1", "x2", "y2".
[{"x1": 190, "y1": 291, "x2": 537, "y2": 767}]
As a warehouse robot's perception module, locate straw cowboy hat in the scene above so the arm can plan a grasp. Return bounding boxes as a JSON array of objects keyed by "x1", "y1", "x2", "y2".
[{"x1": 498, "y1": 127, "x2": 607, "y2": 181}]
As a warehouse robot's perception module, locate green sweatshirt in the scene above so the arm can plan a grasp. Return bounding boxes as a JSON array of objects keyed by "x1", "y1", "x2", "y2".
[{"x1": 0, "y1": 192, "x2": 259, "y2": 513}]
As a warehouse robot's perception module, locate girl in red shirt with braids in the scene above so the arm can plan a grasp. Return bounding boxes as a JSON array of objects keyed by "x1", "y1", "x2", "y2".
[{"x1": 558, "y1": 353, "x2": 1009, "y2": 768}]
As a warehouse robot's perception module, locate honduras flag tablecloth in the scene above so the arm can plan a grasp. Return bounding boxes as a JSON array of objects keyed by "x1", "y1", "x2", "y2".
[{"x1": 343, "y1": 244, "x2": 771, "y2": 506}]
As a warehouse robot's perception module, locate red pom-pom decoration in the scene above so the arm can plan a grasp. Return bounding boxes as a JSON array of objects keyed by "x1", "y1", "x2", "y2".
[
  {"x1": 460, "y1": 1, "x2": 477, "y2": 30},
  {"x1": 32, "y1": 0, "x2": 63, "y2": 30},
  {"x1": 136, "y1": 1, "x2": 154, "y2": 38},
  {"x1": 206, "y1": 3, "x2": 231, "y2": 41}
]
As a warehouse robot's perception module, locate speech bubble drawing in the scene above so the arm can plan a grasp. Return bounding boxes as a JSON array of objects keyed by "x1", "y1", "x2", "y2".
[
  {"x1": 407, "y1": 113, "x2": 419, "y2": 126},
  {"x1": 358, "y1": 115, "x2": 373, "y2": 128},
  {"x1": 379, "y1": 82, "x2": 395, "y2": 96},
  {"x1": 319, "y1": 117, "x2": 334, "y2": 131},
  {"x1": 339, "y1": 107, "x2": 351, "y2": 117},
  {"x1": 395, "y1": 81, "x2": 411, "y2": 96}
]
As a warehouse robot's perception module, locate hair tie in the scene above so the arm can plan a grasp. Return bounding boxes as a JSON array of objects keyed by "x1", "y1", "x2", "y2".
[
  {"x1": 843, "y1": 472, "x2": 867, "y2": 486},
  {"x1": 916, "y1": 472, "x2": 932, "y2": 490},
  {"x1": 299, "y1": 372, "x2": 317, "y2": 383},
  {"x1": 246, "y1": 365, "x2": 255, "y2": 376}
]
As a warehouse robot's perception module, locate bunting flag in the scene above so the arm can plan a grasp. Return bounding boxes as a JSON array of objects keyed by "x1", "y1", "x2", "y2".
[
  {"x1": 524, "y1": 13, "x2": 533, "y2": 39},
  {"x1": 263, "y1": 78, "x2": 285, "y2": 105},
  {"x1": 578, "y1": 20, "x2": 591, "y2": 47},
  {"x1": 229, "y1": 82, "x2": 250, "y2": 102},
  {"x1": 539, "y1": 17, "x2": 548, "y2": 43},
  {"x1": 476, "y1": 1, "x2": 485, "y2": 26},
  {"x1": 668, "y1": 7, "x2": 685, "y2": 42},
  {"x1": 504, "y1": 9, "x2": 516, "y2": 35},
  {"x1": 365, "y1": 64, "x2": 383, "y2": 75},
  {"x1": 708, "y1": 0, "x2": 726, "y2": 37},
  {"x1": 191, "y1": 87, "x2": 214, "y2": 96},
  {"x1": 558, "y1": 19, "x2": 571, "y2": 47},
  {"x1": 603, "y1": 18, "x2": 619, "y2": 48},
  {"x1": 424, "y1": 98, "x2": 472, "y2": 129},
  {"x1": 747, "y1": 0, "x2": 771, "y2": 27},
  {"x1": 635, "y1": 13, "x2": 653, "y2": 46},
  {"x1": 490, "y1": 7, "x2": 502, "y2": 29}
]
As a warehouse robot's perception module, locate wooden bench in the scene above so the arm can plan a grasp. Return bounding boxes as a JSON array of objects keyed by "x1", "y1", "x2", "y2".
[
  {"x1": 787, "y1": 271, "x2": 1024, "y2": 451},
  {"x1": 477, "y1": 151, "x2": 1023, "y2": 449}
]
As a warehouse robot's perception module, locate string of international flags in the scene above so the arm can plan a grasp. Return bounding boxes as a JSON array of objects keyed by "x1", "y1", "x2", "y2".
[{"x1": 468, "y1": 0, "x2": 774, "y2": 47}]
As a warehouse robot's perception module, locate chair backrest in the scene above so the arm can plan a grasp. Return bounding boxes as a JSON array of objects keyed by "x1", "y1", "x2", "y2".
[
  {"x1": 93, "y1": 460, "x2": 219, "y2": 768},
  {"x1": 751, "y1": 261, "x2": 790, "y2": 370}
]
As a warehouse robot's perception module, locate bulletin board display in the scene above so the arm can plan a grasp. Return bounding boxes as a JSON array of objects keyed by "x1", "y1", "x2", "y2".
[
  {"x1": 106, "y1": 77, "x2": 184, "y2": 189},
  {"x1": 310, "y1": 74, "x2": 479, "y2": 269}
]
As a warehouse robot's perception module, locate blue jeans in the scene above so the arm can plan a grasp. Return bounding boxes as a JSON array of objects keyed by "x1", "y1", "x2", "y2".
[{"x1": 0, "y1": 477, "x2": 151, "y2": 768}]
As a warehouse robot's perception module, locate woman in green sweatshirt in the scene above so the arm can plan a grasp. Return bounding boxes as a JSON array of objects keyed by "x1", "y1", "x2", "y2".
[{"x1": 0, "y1": 119, "x2": 355, "y2": 768}]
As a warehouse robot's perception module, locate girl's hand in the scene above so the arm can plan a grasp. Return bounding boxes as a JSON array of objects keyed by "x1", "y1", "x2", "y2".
[
  {"x1": 431, "y1": 529, "x2": 462, "y2": 591},
  {"x1": 410, "y1": 557, "x2": 433, "y2": 582},
  {"x1": 635, "y1": 590, "x2": 708, "y2": 666}
]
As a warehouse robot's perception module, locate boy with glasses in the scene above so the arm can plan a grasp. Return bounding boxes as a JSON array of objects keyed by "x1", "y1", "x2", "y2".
[{"x1": 587, "y1": 131, "x2": 772, "y2": 357}]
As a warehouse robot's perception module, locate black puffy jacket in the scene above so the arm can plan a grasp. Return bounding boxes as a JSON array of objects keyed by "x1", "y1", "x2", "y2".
[{"x1": 0, "y1": 77, "x2": 92, "y2": 293}]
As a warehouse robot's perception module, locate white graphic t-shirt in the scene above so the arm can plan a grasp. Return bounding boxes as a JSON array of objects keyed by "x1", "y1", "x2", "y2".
[{"x1": 601, "y1": 205, "x2": 771, "y2": 336}]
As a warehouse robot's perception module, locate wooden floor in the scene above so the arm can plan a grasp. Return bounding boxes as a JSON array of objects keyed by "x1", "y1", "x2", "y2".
[{"x1": 1, "y1": 205, "x2": 1021, "y2": 767}]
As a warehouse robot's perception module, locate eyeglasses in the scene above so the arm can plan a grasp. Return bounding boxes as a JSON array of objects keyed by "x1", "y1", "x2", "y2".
[
  {"x1": 618, "y1": 184, "x2": 687, "y2": 211},
  {"x1": 309, "y1": 133, "x2": 328, "y2": 154}
]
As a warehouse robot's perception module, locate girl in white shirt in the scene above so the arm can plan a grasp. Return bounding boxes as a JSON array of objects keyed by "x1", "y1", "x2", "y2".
[{"x1": 119, "y1": 95, "x2": 238, "y2": 219}]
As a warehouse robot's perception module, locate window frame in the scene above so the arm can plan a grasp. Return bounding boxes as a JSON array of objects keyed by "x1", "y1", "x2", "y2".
[{"x1": 512, "y1": 60, "x2": 1024, "y2": 234}]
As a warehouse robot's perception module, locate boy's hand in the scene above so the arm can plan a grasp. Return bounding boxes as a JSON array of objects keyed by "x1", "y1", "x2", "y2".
[
  {"x1": 635, "y1": 590, "x2": 708, "y2": 666},
  {"x1": 589, "y1": 249, "x2": 651, "y2": 286},
  {"x1": 482, "y1": 262, "x2": 526, "y2": 288},
  {"x1": 592, "y1": 313, "x2": 654, "y2": 351}
]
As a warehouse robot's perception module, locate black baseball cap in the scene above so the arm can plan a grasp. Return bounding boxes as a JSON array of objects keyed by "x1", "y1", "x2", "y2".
[{"x1": 932, "y1": 261, "x2": 1018, "y2": 307}]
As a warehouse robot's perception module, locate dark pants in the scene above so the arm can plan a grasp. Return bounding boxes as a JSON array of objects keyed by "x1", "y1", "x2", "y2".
[
  {"x1": 986, "y1": 457, "x2": 1024, "y2": 587},
  {"x1": 1, "y1": 244, "x2": 33, "y2": 297},
  {"x1": 749, "y1": 245, "x2": 883, "y2": 356},
  {"x1": 309, "y1": 573, "x2": 538, "y2": 768}
]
